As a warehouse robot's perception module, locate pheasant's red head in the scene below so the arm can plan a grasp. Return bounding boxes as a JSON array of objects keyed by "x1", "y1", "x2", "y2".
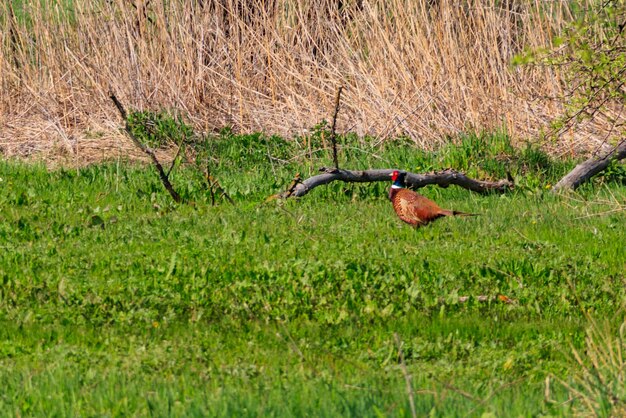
[{"x1": 391, "y1": 170, "x2": 399, "y2": 181}]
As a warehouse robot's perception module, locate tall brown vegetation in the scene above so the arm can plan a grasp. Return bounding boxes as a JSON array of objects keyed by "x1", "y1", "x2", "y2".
[{"x1": 0, "y1": 0, "x2": 612, "y2": 164}]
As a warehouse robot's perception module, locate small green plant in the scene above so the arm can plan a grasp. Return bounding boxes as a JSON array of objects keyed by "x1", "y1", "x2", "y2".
[
  {"x1": 598, "y1": 160, "x2": 626, "y2": 185},
  {"x1": 126, "y1": 110, "x2": 195, "y2": 149}
]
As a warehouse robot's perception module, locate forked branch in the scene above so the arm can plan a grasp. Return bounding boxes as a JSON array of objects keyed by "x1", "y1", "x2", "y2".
[{"x1": 281, "y1": 167, "x2": 513, "y2": 198}]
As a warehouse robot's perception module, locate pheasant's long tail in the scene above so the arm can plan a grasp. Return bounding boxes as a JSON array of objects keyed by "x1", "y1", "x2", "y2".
[
  {"x1": 440, "y1": 210, "x2": 479, "y2": 217},
  {"x1": 451, "y1": 210, "x2": 479, "y2": 217}
]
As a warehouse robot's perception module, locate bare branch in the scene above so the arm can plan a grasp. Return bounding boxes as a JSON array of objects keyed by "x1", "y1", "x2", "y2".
[
  {"x1": 206, "y1": 172, "x2": 235, "y2": 205},
  {"x1": 205, "y1": 164, "x2": 216, "y2": 206},
  {"x1": 283, "y1": 167, "x2": 513, "y2": 198},
  {"x1": 109, "y1": 92, "x2": 182, "y2": 203},
  {"x1": 330, "y1": 86, "x2": 343, "y2": 169}
]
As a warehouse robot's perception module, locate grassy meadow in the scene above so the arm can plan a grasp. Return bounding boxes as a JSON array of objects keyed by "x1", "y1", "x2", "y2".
[
  {"x1": 2, "y1": 0, "x2": 626, "y2": 415},
  {"x1": 1, "y1": 131, "x2": 625, "y2": 416}
]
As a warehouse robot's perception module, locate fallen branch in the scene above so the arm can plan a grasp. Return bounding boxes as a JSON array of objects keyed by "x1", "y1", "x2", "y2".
[
  {"x1": 282, "y1": 167, "x2": 513, "y2": 198},
  {"x1": 552, "y1": 138, "x2": 626, "y2": 192},
  {"x1": 110, "y1": 92, "x2": 182, "y2": 203}
]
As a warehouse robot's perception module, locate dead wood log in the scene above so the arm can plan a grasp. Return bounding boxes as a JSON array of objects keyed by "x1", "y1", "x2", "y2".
[
  {"x1": 282, "y1": 167, "x2": 513, "y2": 198},
  {"x1": 552, "y1": 138, "x2": 626, "y2": 192}
]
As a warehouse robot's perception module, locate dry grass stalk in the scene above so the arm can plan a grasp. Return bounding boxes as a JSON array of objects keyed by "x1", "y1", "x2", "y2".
[
  {"x1": 560, "y1": 317, "x2": 626, "y2": 417},
  {"x1": 394, "y1": 333, "x2": 417, "y2": 418},
  {"x1": 0, "y1": 0, "x2": 621, "y2": 165},
  {"x1": 560, "y1": 187, "x2": 626, "y2": 219}
]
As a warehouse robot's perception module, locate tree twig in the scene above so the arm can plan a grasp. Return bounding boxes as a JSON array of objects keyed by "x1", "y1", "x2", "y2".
[
  {"x1": 109, "y1": 92, "x2": 182, "y2": 203},
  {"x1": 207, "y1": 174, "x2": 235, "y2": 205},
  {"x1": 166, "y1": 142, "x2": 185, "y2": 178},
  {"x1": 330, "y1": 85, "x2": 343, "y2": 169},
  {"x1": 206, "y1": 164, "x2": 216, "y2": 206},
  {"x1": 280, "y1": 167, "x2": 513, "y2": 198}
]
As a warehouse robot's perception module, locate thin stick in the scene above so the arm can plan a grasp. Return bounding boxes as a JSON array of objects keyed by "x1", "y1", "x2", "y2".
[
  {"x1": 330, "y1": 85, "x2": 343, "y2": 170},
  {"x1": 394, "y1": 333, "x2": 417, "y2": 418},
  {"x1": 206, "y1": 164, "x2": 216, "y2": 206},
  {"x1": 166, "y1": 142, "x2": 185, "y2": 178},
  {"x1": 278, "y1": 321, "x2": 305, "y2": 363},
  {"x1": 207, "y1": 174, "x2": 235, "y2": 205},
  {"x1": 109, "y1": 92, "x2": 182, "y2": 203},
  {"x1": 179, "y1": 149, "x2": 233, "y2": 206}
]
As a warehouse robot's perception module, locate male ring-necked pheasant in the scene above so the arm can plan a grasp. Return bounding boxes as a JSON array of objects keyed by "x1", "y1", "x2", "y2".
[{"x1": 389, "y1": 170, "x2": 475, "y2": 227}]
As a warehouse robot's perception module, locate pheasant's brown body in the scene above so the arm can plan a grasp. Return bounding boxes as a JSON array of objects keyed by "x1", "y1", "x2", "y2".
[{"x1": 388, "y1": 170, "x2": 475, "y2": 227}]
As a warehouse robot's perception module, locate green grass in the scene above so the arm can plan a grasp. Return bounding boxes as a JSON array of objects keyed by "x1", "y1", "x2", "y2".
[{"x1": 0, "y1": 131, "x2": 625, "y2": 416}]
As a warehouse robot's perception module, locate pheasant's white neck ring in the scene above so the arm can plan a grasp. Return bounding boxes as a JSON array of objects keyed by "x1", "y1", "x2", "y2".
[{"x1": 391, "y1": 184, "x2": 402, "y2": 189}]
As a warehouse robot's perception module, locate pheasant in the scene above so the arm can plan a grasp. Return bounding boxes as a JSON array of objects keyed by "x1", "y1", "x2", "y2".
[{"x1": 389, "y1": 170, "x2": 475, "y2": 227}]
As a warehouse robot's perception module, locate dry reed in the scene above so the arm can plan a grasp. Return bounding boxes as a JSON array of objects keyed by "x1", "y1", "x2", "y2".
[{"x1": 0, "y1": 0, "x2": 615, "y2": 165}]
